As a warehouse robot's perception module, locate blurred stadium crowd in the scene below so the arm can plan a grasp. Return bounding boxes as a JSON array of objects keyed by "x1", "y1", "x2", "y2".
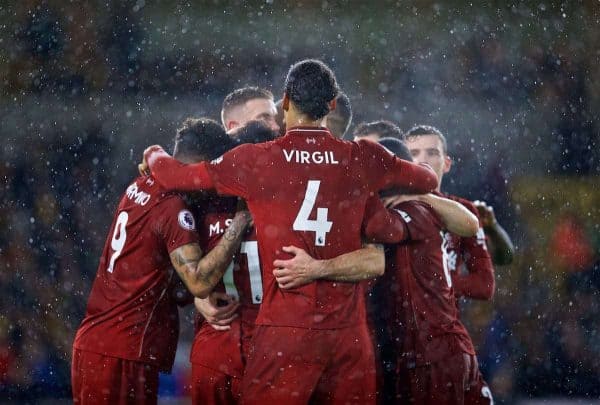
[{"x1": 0, "y1": 1, "x2": 598, "y2": 402}]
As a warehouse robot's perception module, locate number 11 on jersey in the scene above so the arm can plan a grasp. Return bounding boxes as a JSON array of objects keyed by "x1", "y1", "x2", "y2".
[{"x1": 293, "y1": 180, "x2": 333, "y2": 246}]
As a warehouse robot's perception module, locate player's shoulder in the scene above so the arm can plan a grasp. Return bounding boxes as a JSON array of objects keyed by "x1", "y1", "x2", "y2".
[
  {"x1": 394, "y1": 200, "x2": 442, "y2": 229},
  {"x1": 121, "y1": 176, "x2": 167, "y2": 207},
  {"x1": 215, "y1": 140, "x2": 274, "y2": 166},
  {"x1": 354, "y1": 138, "x2": 392, "y2": 156},
  {"x1": 118, "y1": 176, "x2": 190, "y2": 223},
  {"x1": 137, "y1": 175, "x2": 189, "y2": 210}
]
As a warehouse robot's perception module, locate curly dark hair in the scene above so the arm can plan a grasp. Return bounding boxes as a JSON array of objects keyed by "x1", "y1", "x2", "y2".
[
  {"x1": 173, "y1": 117, "x2": 235, "y2": 161},
  {"x1": 284, "y1": 59, "x2": 339, "y2": 120}
]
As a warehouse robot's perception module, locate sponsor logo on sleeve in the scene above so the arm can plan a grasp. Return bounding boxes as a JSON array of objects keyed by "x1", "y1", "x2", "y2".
[
  {"x1": 178, "y1": 210, "x2": 196, "y2": 231},
  {"x1": 210, "y1": 155, "x2": 224, "y2": 165},
  {"x1": 394, "y1": 209, "x2": 412, "y2": 223}
]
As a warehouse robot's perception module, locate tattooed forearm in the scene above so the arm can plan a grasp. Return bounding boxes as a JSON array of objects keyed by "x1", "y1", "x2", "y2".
[
  {"x1": 171, "y1": 212, "x2": 250, "y2": 298},
  {"x1": 223, "y1": 225, "x2": 239, "y2": 241},
  {"x1": 174, "y1": 251, "x2": 201, "y2": 267}
]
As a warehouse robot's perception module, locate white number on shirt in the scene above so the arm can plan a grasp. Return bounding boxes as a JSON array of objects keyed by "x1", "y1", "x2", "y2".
[
  {"x1": 293, "y1": 180, "x2": 333, "y2": 246},
  {"x1": 223, "y1": 241, "x2": 263, "y2": 304},
  {"x1": 440, "y1": 231, "x2": 453, "y2": 288},
  {"x1": 107, "y1": 211, "x2": 128, "y2": 273},
  {"x1": 481, "y1": 386, "x2": 494, "y2": 405}
]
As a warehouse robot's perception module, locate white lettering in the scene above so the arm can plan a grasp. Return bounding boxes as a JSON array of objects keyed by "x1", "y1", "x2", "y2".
[
  {"x1": 208, "y1": 219, "x2": 234, "y2": 237},
  {"x1": 283, "y1": 149, "x2": 295, "y2": 162},
  {"x1": 282, "y1": 149, "x2": 339, "y2": 165},
  {"x1": 126, "y1": 183, "x2": 151, "y2": 206},
  {"x1": 300, "y1": 151, "x2": 310, "y2": 164},
  {"x1": 209, "y1": 222, "x2": 221, "y2": 237}
]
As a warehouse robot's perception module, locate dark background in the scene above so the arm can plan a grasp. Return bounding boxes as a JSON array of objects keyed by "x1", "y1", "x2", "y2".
[{"x1": 1, "y1": 1, "x2": 599, "y2": 403}]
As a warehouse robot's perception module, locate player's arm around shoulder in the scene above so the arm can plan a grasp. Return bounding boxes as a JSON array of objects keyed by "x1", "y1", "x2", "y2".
[
  {"x1": 357, "y1": 139, "x2": 438, "y2": 193},
  {"x1": 170, "y1": 209, "x2": 252, "y2": 298},
  {"x1": 414, "y1": 193, "x2": 479, "y2": 237},
  {"x1": 139, "y1": 145, "x2": 214, "y2": 191},
  {"x1": 273, "y1": 244, "x2": 385, "y2": 290}
]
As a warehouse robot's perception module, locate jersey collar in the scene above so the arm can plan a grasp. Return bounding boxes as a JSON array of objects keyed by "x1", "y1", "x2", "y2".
[{"x1": 286, "y1": 126, "x2": 333, "y2": 137}]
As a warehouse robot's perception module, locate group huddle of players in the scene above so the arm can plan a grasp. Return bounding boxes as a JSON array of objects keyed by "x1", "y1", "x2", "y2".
[{"x1": 71, "y1": 59, "x2": 514, "y2": 405}]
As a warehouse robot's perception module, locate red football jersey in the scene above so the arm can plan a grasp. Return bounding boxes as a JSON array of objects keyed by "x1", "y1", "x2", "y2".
[
  {"x1": 382, "y1": 201, "x2": 476, "y2": 365},
  {"x1": 203, "y1": 127, "x2": 437, "y2": 329},
  {"x1": 74, "y1": 175, "x2": 199, "y2": 372},
  {"x1": 439, "y1": 192, "x2": 495, "y2": 300},
  {"x1": 190, "y1": 197, "x2": 260, "y2": 377}
]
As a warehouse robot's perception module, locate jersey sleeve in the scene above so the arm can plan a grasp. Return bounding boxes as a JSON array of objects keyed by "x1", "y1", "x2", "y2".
[
  {"x1": 146, "y1": 146, "x2": 214, "y2": 191},
  {"x1": 204, "y1": 143, "x2": 254, "y2": 200},
  {"x1": 451, "y1": 201, "x2": 495, "y2": 300},
  {"x1": 357, "y1": 140, "x2": 438, "y2": 194},
  {"x1": 156, "y1": 197, "x2": 201, "y2": 254},
  {"x1": 362, "y1": 196, "x2": 409, "y2": 243}
]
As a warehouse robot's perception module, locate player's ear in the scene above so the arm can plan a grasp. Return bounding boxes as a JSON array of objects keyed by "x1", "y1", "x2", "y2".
[
  {"x1": 329, "y1": 97, "x2": 337, "y2": 112},
  {"x1": 443, "y1": 154, "x2": 452, "y2": 174},
  {"x1": 227, "y1": 121, "x2": 239, "y2": 131},
  {"x1": 282, "y1": 93, "x2": 290, "y2": 111}
]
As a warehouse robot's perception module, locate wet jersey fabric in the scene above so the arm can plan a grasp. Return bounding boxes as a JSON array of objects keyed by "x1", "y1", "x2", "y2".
[
  {"x1": 438, "y1": 192, "x2": 495, "y2": 300},
  {"x1": 204, "y1": 127, "x2": 437, "y2": 329},
  {"x1": 382, "y1": 201, "x2": 476, "y2": 365},
  {"x1": 74, "y1": 175, "x2": 199, "y2": 372},
  {"x1": 190, "y1": 196, "x2": 259, "y2": 378}
]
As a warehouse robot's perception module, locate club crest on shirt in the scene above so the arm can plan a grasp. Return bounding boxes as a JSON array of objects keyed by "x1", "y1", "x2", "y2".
[{"x1": 178, "y1": 210, "x2": 196, "y2": 231}]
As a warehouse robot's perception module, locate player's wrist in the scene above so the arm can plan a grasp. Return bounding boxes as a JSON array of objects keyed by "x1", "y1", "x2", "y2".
[
  {"x1": 233, "y1": 210, "x2": 251, "y2": 226},
  {"x1": 313, "y1": 259, "x2": 329, "y2": 280}
]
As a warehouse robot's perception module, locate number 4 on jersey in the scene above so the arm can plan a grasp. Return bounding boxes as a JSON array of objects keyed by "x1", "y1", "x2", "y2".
[{"x1": 293, "y1": 180, "x2": 332, "y2": 246}]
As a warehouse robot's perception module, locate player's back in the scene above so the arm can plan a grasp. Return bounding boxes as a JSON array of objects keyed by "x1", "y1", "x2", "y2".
[
  {"x1": 191, "y1": 196, "x2": 260, "y2": 377},
  {"x1": 74, "y1": 175, "x2": 198, "y2": 371},
  {"x1": 388, "y1": 201, "x2": 475, "y2": 365},
  {"x1": 208, "y1": 127, "x2": 396, "y2": 329},
  {"x1": 196, "y1": 196, "x2": 261, "y2": 320}
]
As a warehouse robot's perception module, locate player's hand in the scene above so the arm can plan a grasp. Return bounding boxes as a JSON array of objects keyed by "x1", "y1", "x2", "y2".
[
  {"x1": 273, "y1": 246, "x2": 320, "y2": 290},
  {"x1": 194, "y1": 292, "x2": 239, "y2": 331},
  {"x1": 473, "y1": 200, "x2": 497, "y2": 228},
  {"x1": 139, "y1": 145, "x2": 164, "y2": 176}
]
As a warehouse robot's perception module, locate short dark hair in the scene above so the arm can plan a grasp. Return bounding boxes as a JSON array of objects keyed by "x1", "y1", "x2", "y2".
[
  {"x1": 221, "y1": 86, "x2": 274, "y2": 124},
  {"x1": 173, "y1": 118, "x2": 235, "y2": 162},
  {"x1": 404, "y1": 125, "x2": 448, "y2": 154},
  {"x1": 353, "y1": 120, "x2": 403, "y2": 140},
  {"x1": 234, "y1": 120, "x2": 277, "y2": 145},
  {"x1": 284, "y1": 59, "x2": 338, "y2": 120},
  {"x1": 326, "y1": 91, "x2": 352, "y2": 138},
  {"x1": 378, "y1": 137, "x2": 412, "y2": 161}
]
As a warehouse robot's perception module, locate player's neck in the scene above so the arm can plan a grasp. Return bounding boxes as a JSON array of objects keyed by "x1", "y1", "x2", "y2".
[{"x1": 285, "y1": 112, "x2": 326, "y2": 129}]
